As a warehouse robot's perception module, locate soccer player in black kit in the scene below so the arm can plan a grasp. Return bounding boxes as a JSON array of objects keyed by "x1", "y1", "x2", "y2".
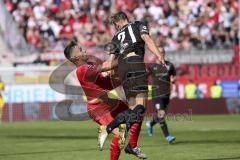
[
  {"x1": 96, "y1": 12, "x2": 165, "y2": 159},
  {"x1": 146, "y1": 48, "x2": 176, "y2": 143}
]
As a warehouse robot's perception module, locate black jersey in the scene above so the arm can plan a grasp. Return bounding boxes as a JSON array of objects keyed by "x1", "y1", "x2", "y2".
[
  {"x1": 108, "y1": 21, "x2": 149, "y2": 98},
  {"x1": 149, "y1": 61, "x2": 176, "y2": 97},
  {"x1": 109, "y1": 21, "x2": 149, "y2": 58}
]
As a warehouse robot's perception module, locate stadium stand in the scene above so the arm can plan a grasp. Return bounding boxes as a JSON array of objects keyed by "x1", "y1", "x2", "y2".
[
  {"x1": 0, "y1": 31, "x2": 12, "y2": 66},
  {"x1": 3, "y1": 0, "x2": 238, "y2": 52}
]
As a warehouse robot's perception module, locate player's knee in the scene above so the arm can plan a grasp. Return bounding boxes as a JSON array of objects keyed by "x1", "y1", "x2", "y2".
[{"x1": 112, "y1": 128, "x2": 120, "y2": 137}]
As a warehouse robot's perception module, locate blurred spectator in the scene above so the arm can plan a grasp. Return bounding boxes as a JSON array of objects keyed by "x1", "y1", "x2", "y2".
[
  {"x1": 0, "y1": 77, "x2": 5, "y2": 124},
  {"x1": 83, "y1": 33, "x2": 96, "y2": 48},
  {"x1": 196, "y1": 83, "x2": 204, "y2": 99},
  {"x1": 185, "y1": 80, "x2": 197, "y2": 99},
  {"x1": 3, "y1": 0, "x2": 238, "y2": 52},
  {"x1": 210, "y1": 81, "x2": 222, "y2": 98}
]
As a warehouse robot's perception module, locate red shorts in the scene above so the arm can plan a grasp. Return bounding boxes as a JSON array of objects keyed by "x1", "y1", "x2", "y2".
[{"x1": 87, "y1": 100, "x2": 128, "y2": 125}]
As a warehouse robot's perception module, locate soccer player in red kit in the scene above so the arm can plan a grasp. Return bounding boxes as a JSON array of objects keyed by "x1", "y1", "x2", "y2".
[{"x1": 63, "y1": 41, "x2": 144, "y2": 160}]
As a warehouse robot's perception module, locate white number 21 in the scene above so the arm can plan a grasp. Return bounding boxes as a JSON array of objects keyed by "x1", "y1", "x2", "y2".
[
  {"x1": 117, "y1": 25, "x2": 136, "y2": 43},
  {"x1": 118, "y1": 32, "x2": 125, "y2": 43}
]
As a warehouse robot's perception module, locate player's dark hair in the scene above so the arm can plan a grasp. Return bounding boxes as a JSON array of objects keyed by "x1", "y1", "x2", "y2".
[
  {"x1": 110, "y1": 12, "x2": 129, "y2": 24},
  {"x1": 64, "y1": 41, "x2": 77, "y2": 59}
]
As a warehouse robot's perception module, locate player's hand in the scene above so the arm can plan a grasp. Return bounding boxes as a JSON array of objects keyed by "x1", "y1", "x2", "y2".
[{"x1": 101, "y1": 72, "x2": 109, "y2": 77}]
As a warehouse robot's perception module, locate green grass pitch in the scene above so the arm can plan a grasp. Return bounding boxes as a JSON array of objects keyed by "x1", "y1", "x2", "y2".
[{"x1": 0, "y1": 115, "x2": 240, "y2": 160}]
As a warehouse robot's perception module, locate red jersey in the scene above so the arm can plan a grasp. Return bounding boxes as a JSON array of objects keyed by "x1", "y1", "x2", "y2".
[
  {"x1": 76, "y1": 64, "x2": 128, "y2": 125},
  {"x1": 76, "y1": 64, "x2": 114, "y2": 102}
]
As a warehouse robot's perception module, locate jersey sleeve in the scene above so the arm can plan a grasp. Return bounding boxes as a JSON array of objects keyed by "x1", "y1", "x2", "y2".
[
  {"x1": 137, "y1": 21, "x2": 149, "y2": 35},
  {"x1": 77, "y1": 65, "x2": 100, "y2": 83},
  {"x1": 76, "y1": 66, "x2": 87, "y2": 81}
]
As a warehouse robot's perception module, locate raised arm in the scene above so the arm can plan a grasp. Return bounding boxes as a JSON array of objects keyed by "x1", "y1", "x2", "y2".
[{"x1": 141, "y1": 34, "x2": 165, "y2": 64}]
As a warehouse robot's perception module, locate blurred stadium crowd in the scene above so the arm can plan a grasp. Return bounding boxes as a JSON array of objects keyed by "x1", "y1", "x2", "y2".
[{"x1": 4, "y1": 0, "x2": 239, "y2": 52}]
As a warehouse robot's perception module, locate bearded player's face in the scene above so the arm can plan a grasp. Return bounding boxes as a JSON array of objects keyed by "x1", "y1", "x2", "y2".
[{"x1": 70, "y1": 45, "x2": 88, "y2": 62}]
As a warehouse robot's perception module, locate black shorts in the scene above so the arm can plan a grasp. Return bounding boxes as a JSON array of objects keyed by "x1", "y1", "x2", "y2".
[
  {"x1": 117, "y1": 56, "x2": 148, "y2": 99},
  {"x1": 153, "y1": 95, "x2": 170, "y2": 111}
]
